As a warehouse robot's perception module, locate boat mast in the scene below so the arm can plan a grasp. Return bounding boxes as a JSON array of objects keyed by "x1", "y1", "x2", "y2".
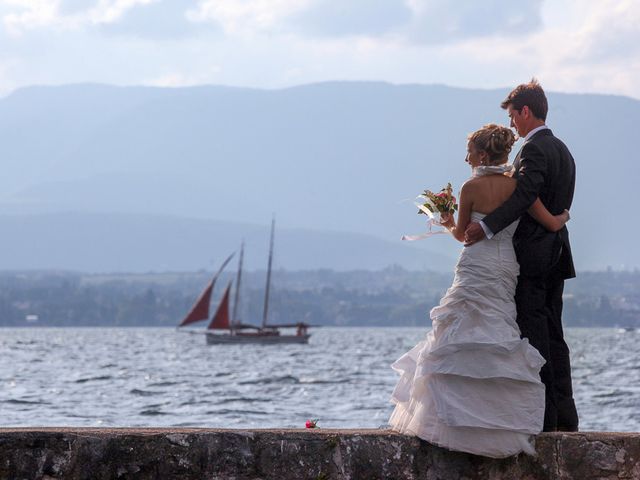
[
  {"x1": 231, "y1": 241, "x2": 244, "y2": 331},
  {"x1": 261, "y1": 217, "x2": 275, "y2": 329}
]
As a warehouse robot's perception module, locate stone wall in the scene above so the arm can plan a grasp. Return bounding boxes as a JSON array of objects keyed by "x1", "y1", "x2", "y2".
[{"x1": 0, "y1": 428, "x2": 638, "y2": 479}]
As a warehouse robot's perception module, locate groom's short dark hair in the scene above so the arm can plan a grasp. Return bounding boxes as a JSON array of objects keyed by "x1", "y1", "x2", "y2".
[{"x1": 501, "y1": 78, "x2": 548, "y2": 121}]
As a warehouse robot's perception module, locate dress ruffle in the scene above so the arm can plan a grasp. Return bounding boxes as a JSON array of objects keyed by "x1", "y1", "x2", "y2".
[{"x1": 389, "y1": 213, "x2": 545, "y2": 458}]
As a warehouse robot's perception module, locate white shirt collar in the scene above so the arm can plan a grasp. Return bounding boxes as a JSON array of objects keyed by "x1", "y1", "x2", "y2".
[{"x1": 523, "y1": 125, "x2": 549, "y2": 142}]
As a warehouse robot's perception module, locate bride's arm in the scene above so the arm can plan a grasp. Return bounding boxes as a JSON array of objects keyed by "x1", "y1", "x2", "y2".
[
  {"x1": 441, "y1": 182, "x2": 473, "y2": 243},
  {"x1": 528, "y1": 198, "x2": 570, "y2": 232}
]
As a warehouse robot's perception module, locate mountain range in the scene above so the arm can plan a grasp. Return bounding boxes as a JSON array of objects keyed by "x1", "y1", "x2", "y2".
[{"x1": 0, "y1": 82, "x2": 637, "y2": 272}]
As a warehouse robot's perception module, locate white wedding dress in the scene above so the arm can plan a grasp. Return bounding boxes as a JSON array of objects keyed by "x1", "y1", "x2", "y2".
[{"x1": 389, "y1": 211, "x2": 546, "y2": 458}]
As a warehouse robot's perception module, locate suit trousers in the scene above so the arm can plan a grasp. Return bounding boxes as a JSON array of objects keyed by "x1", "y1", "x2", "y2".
[{"x1": 515, "y1": 263, "x2": 579, "y2": 432}]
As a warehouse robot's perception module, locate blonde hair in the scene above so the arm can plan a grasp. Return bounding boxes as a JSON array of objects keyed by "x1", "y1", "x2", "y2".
[{"x1": 468, "y1": 124, "x2": 516, "y2": 166}]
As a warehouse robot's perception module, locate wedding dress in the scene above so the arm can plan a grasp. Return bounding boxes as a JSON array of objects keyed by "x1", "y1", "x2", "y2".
[{"x1": 389, "y1": 204, "x2": 545, "y2": 457}]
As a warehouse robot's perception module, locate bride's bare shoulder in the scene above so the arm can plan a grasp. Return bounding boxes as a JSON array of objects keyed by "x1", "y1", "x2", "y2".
[
  {"x1": 462, "y1": 177, "x2": 482, "y2": 188},
  {"x1": 462, "y1": 175, "x2": 514, "y2": 199},
  {"x1": 460, "y1": 178, "x2": 482, "y2": 198},
  {"x1": 461, "y1": 177, "x2": 484, "y2": 191}
]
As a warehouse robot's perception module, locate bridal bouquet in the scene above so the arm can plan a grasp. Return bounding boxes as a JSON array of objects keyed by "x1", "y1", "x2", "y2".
[
  {"x1": 417, "y1": 183, "x2": 458, "y2": 220},
  {"x1": 401, "y1": 182, "x2": 458, "y2": 241}
]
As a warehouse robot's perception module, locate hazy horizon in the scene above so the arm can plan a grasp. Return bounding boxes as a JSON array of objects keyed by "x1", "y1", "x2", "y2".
[{"x1": 0, "y1": 81, "x2": 637, "y2": 272}]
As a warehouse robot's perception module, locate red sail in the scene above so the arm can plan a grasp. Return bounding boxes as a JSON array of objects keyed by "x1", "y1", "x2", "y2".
[
  {"x1": 177, "y1": 253, "x2": 235, "y2": 328},
  {"x1": 207, "y1": 282, "x2": 232, "y2": 330},
  {"x1": 178, "y1": 278, "x2": 214, "y2": 327}
]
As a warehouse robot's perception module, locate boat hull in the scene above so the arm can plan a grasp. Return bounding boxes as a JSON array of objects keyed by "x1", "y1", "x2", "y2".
[{"x1": 205, "y1": 332, "x2": 310, "y2": 345}]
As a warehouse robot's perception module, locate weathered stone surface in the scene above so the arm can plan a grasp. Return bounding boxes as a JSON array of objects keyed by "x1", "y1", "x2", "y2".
[{"x1": 0, "y1": 428, "x2": 638, "y2": 479}]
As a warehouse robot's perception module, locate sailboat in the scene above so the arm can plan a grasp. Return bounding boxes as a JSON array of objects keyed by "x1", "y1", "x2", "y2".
[{"x1": 177, "y1": 218, "x2": 312, "y2": 344}]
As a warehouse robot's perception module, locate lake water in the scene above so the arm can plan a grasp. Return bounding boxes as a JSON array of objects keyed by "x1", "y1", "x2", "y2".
[{"x1": 0, "y1": 327, "x2": 638, "y2": 431}]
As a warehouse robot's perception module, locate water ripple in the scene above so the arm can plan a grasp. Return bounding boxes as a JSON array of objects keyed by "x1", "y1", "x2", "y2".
[
  {"x1": 75, "y1": 375, "x2": 113, "y2": 383},
  {"x1": 0, "y1": 327, "x2": 637, "y2": 430}
]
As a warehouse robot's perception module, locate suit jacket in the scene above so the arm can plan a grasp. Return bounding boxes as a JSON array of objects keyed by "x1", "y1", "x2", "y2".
[{"x1": 482, "y1": 128, "x2": 576, "y2": 279}]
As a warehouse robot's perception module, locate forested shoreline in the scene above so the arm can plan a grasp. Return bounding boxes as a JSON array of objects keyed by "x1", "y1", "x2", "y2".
[{"x1": 1, "y1": 268, "x2": 638, "y2": 328}]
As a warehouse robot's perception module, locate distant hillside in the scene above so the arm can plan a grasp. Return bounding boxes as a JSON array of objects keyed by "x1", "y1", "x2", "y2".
[
  {"x1": 1, "y1": 269, "x2": 637, "y2": 327},
  {"x1": 0, "y1": 212, "x2": 454, "y2": 272},
  {"x1": 0, "y1": 82, "x2": 637, "y2": 271}
]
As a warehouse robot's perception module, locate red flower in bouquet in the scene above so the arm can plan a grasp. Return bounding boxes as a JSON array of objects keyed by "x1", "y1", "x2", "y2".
[
  {"x1": 418, "y1": 182, "x2": 458, "y2": 217},
  {"x1": 305, "y1": 419, "x2": 319, "y2": 429}
]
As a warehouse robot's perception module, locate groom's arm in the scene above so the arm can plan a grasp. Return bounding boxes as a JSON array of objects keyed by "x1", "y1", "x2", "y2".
[{"x1": 482, "y1": 142, "x2": 548, "y2": 235}]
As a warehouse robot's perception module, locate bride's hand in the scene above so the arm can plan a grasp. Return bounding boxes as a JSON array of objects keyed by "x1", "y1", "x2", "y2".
[{"x1": 440, "y1": 212, "x2": 455, "y2": 228}]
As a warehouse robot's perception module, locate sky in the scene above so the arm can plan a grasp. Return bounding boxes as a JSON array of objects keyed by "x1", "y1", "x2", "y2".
[{"x1": 0, "y1": 0, "x2": 638, "y2": 99}]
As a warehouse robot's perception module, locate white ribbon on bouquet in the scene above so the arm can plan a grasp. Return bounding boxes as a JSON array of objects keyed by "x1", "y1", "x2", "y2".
[{"x1": 401, "y1": 195, "x2": 450, "y2": 241}]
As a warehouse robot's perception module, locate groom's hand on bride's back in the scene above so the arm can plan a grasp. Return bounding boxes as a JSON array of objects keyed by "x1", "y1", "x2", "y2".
[{"x1": 464, "y1": 222, "x2": 486, "y2": 246}]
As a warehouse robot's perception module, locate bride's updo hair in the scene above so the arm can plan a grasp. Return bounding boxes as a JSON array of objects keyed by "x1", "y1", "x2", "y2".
[{"x1": 468, "y1": 124, "x2": 516, "y2": 166}]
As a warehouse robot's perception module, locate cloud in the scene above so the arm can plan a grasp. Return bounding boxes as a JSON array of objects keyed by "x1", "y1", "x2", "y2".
[
  {"x1": 0, "y1": 0, "x2": 218, "y2": 40},
  {"x1": 188, "y1": 0, "x2": 543, "y2": 44},
  {"x1": 291, "y1": 0, "x2": 412, "y2": 37},
  {"x1": 1, "y1": 0, "x2": 58, "y2": 34},
  {"x1": 57, "y1": 0, "x2": 95, "y2": 15},
  {"x1": 0, "y1": 0, "x2": 639, "y2": 100},
  {"x1": 406, "y1": 0, "x2": 544, "y2": 44},
  {"x1": 100, "y1": 0, "x2": 214, "y2": 39},
  {"x1": 572, "y1": 0, "x2": 640, "y2": 62},
  {"x1": 0, "y1": 0, "x2": 544, "y2": 44},
  {"x1": 0, "y1": 0, "x2": 155, "y2": 35},
  {"x1": 431, "y1": 0, "x2": 640, "y2": 99},
  {"x1": 540, "y1": 0, "x2": 640, "y2": 99},
  {"x1": 189, "y1": 0, "x2": 308, "y2": 35}
]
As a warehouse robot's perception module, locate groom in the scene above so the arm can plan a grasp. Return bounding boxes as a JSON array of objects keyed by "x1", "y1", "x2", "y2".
[{"x1": 465, "y1": 79, "x2": 579, "y2": 432}]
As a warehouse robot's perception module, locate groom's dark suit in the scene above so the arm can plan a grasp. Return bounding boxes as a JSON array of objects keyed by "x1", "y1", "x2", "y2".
[{"x1": 482, "y1": 128, "x2": 579, "y2": 431}]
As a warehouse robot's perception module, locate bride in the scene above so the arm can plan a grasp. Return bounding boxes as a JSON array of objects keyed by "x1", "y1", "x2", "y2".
[{"x1": 389, "y1": 124, "x2": 569, "y2": 458}]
